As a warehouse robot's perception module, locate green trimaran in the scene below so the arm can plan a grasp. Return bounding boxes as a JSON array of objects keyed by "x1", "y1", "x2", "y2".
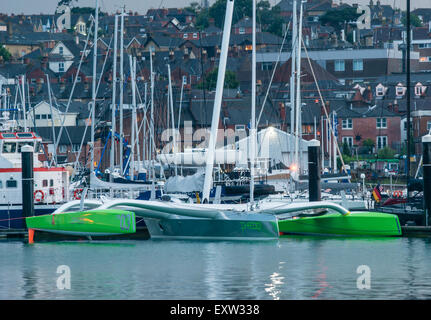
[{"x1": 26, "y1": 209, "x2": 136, "y2": 237}]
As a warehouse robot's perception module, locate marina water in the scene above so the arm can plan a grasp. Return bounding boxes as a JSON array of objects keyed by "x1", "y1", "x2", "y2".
[{"x1": 1, "y1": 237, "x2": 431, "y2": 300}]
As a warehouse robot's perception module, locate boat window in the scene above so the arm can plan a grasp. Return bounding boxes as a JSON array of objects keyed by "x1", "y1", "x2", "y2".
[
  {"x1": 42, "y1": 180, "x2": 48, "y2": 187},
  {"x1": 6, "y1": 179, "x2": 17, "y2": 188},
  {"x1": 17, "y1": 133, "x2": 34, "y2": 138},
  {"x1": 34, "y1": 141, "x2": 42, "y2": 154},
  {"x1": 2, "y1": 142, "x2": 17, "y2": 153},
  {"x1": 1, "y1": 133, "x2": 15, "y2": 138},
  {"x1": 18, "y1": 142, "x2": 34, "y2": 153}
]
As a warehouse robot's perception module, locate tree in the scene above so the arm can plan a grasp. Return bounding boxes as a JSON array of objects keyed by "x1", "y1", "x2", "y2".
[
  {"x1": 198, "y1": 68, "x2": 239, "y2": 91},
  {"x1": 0, "y1": 46, "x2": 11, "y2": 62},
  {"x1": 362, "y1": 138, "x2": 375, "y2": 154},
  {"x1": 320, "y1": 7, "x2": 360, "y2": 32},
  {"x1": 401, "y1": 13, "x2": 423, "y2": 27},
  {"x1": 193, "y1": 0, "x2": 283, "y2": 36},
  {"x1": 377, "y1": 147, "x2": 396, "y2": 159}
]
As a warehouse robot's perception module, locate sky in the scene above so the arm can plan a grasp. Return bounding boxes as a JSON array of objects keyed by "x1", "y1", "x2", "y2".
[{"x1": 0, "y1": 0, "x2": 429, "y2": 15}]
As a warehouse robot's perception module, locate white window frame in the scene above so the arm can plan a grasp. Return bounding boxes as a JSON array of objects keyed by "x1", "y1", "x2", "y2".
[
  {"x1": 334, "y1": 60, "x2": 345, "y2": 72},
  {"x1": 342, "y1": 136, "x2": 353, "y2": 147},
  {"x1": 239, "y1": 27, "x2": 245, "y2": 34},
  {"x1": 376, "y1": 118, "x2": 387, "y2": 129},
  {"x1": 58, "y1": 144, "x2": 68, "y2": 154},
  {"x1": 353, "y1": 59, "x2": 363, "y2": 71},
  {"x1": 58, "y1": 62, "x2": 65, "y2": 72},
  {"x1": 427, "y1": 121, "x2": 431, "y2": 131},
  {"x1": 377, "y1": 136, "x2": 387, "y2": 149},
  {"x1": 235, "y1": 124, "x2": 246, "y2": 131},
  {"x1": 342, "y1": 118, "x2": 353, "y2": 130}
]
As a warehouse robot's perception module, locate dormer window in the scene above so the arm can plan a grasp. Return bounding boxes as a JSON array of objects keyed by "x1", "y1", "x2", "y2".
[
  {"x1": 414, "y1": 82, "x2": 427, "y2": 97},
  {"x1": 376, "y1": 83, "x2": 387, "y2": 97},
  {"x1": 395, "y1": 83, "x2": 406, "y2": 98}
]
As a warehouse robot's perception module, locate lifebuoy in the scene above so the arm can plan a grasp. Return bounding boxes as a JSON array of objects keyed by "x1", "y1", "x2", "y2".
[
  {"x1": 34, "y1": 190, "x2": 45, "y2": 202},
  {"x1": 74, "y1": 188, "x2": 83, "y2": 200}
]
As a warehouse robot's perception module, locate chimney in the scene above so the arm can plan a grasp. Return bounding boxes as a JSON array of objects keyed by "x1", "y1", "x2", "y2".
[{"x1": 7, "y1": 21, "x2": 12, "y2": 36}]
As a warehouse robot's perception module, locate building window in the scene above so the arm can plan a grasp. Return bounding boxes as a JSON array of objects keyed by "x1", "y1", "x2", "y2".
[
  {"x1": 235, "y1": 124, "x2": 246, "y2": 131},
  {"x1": 353, "y1": 59, "x2": 363, "y2": 71},
  {"x1": 6, "y1": 179, "x2": 17, "y2": 188},
  {"x1": 334, "y1": 60, "x2": 345, "y2": 72},
  {"x1": 427, "y1": 121, "x2": 431, "y2": 131},
  {"x1": 377, "y1": 136, "x2": 387, "y2": 149},
  {"x1": 192, "y1": 33, "x2": 198, "y2": 39},
  {"x1": 342, "y1": 136, "x2": 353, "y2": 147},
  {"x1": 261, "y1": 62, "x2": 272, "y2": 71},
  {"x1": 58, "y1": 46, "x2": 63, "y2": 55},
  {"x1": 239, "y1": 27, "x2": 245, "y2": 34},
  {"x1": 342, "y1": 119, "x2": 353, "y2": 129},
  {"x1": 59, "y1": 144, "x2": 68, "y2": 154},
  {"x1": 376, "y1": 118, "x2": 387, "y2": 129},
  {"x1": 72, "y1": 144, "x2": 80, "y2": 152},
  {"x1": 59, "y1": 62, "x2": 65, "y2": 72},
  {"x1": 183, "y1": 33, "x2": 188, "y2": 39}
]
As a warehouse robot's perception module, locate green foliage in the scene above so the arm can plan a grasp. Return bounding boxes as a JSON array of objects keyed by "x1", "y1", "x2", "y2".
[
  {"x1": 197, "y1": 68, "x2": 239, "y2": 90},
  {"x1": 401, "y1": 13, "x2": 423, "y2": 27},
  {"x1": 0, "y1": 46, "x2": 11, "y2": 61},
  {"x1": 342, "y1": 142, "x2": 351, "y2": 156},
  {"x1": 0, "y1": 46, "x2": 11, "y2": 62},
  {"x1": 194, "y1": 0, "x2": 283, "y2": 36},
  {"x1": 362, "y1": 138, "x2": 375, "y2": 148},
  {"x1": 377, "y1": 146, "x2": 396, "y2": 159},
  {"x1": 320, "y1": 7, "x2": 360, "y2": 32}
]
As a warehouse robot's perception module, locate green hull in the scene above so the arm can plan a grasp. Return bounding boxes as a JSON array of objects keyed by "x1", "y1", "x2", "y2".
[
  {"x1": 26, "y1": 210, "x2": 136, "y2": 236},
  {"x1": 278, "y1": 211, "x2": 402, "y2": 237}
]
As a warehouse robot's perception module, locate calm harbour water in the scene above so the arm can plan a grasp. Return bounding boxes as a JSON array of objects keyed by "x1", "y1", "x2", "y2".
[{"x1": 1, "y1": 237, "x2": 431, "y2": 300}]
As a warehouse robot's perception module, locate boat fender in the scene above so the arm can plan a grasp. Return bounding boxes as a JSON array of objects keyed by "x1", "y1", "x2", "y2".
[
  {"x1": 74, "y1": 188, "x2": 84, "y2": 200},
  {"x1": 392, "y1": 190, "x2": 403, "y2": 198},
  {"x1": 34, "y1": 190, "x2": 45, "y2": 202}
]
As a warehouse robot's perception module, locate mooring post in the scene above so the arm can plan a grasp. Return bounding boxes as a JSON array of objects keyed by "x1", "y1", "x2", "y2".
[
  {"x1": 308, "y1": 139, "x2": 321, "y2": 202},
  {"x1": 22, "y1": 145, "x2": 34, "y2": 223},
  {"x1": 422, "y1": 134, "x2": 431, "y2": 226}
]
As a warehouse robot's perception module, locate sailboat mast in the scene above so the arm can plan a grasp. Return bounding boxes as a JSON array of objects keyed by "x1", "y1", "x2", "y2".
[
  {"x1": 110, "y1": 14, "x2": 118, "y2": 181},
  {"x1": 149, "y1": 47, "x2": 156, "y2": 199},
  {"x1": 21, "y1": 75, "x2": 27, "y2": 131},
  {"x1": 119, "y1": 6, "x2": 125, "y2": 176},
  {"x1": 90, "y1": 0, "x2": 99, "y2": 176},
  {"x1": 250, "y1": 0, "x2": 257, "y2": 206},
  {"x1": 294, "y1": 0, "x2": 304, "y2": 174},
  {"x1": 202, "y1": 0, "x2": 234, "y2": 203},
  {"x1": 130, "y1": 55, "x2": 136, "y2": 181},
  {"x1": 290, "y1": 0, "x2": 297, "y2": 137},
  {"x1": 167, "y1": 63, "x2": 177, "y2": 176}
]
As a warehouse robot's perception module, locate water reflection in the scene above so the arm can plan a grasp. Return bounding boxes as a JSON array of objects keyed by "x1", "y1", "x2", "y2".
[{"x1": 1, "y1": 237, "x2": 431, "y2": 299}]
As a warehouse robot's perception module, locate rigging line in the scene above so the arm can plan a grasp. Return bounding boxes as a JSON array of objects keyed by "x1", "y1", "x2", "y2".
[
  {"x1": 256, "y1": 18, "x2": 292, "y2": 127},
  {"x1": 301, "y1": 37, "x2": 349, "y2": 177},
  {"x1": 50, "y1": 18, "x2": 95, "y2": 164}
]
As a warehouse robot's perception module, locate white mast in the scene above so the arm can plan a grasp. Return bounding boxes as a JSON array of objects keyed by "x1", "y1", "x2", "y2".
[
  {"x1": 46, "y1": 74, "x2": 57, "y2": 165},
  {"x1": 119, "y1": 6, "x2": 125, "y2": 176},
  {"x1": 110, "y1": 14, "x2": 118, "y2": 181},
  {"x1": 129, "y1": 54, "x2": 137, "y2": 180},
  {"x1": 333, "y1": 111, "x2": 337, "y2": 173},
  {"x1": 202, "y1": 0, "x2": 234, "y2": 203},
  {"x1": 167, "y1": 63, "x2": 177, "y2": 176},
  {"x1": 294, "y1": 0, "x2": 304, "y2": 174},
  {"x1": 21, "y1": 75, "x2": 27, "y2": 131},
  {"x1": 290, "y1": 0, "x2": 297, "y2": 138},
  {"x1": 149, "y1": 47, "x2": 156, "y2": 200},
  {"x1": 250, "y1": 0, "x2": 257, "y2": 206},
  {"x1": 90, "y1": 0, "x2": 99, "y2": 176}
]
